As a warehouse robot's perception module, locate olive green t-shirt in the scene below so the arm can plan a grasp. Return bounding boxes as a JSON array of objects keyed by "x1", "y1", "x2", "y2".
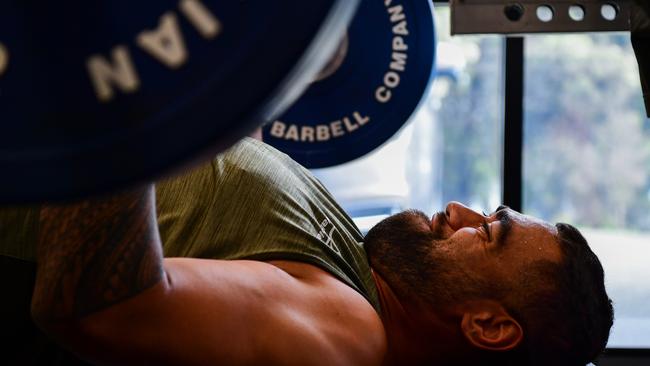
[{"x1": 0, "y1": 138, "x2": 380, "y2": 312}]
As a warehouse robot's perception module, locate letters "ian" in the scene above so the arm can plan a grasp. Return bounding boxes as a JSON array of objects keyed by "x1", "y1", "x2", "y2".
[{"x1": 87, "y1": 0, "x2": 221, "y2": 102}]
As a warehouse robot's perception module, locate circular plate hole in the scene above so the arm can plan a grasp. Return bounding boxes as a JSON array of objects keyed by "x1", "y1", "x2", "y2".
[
  {"x1": 536, "y1": 5, "x2": 554, "y2": 22},
  {"x1": 312, "y1": 33, "x2": 349, "y2": 83},
  {"x1": 0, "y1": 43, "x2": 8, "y2": 76},
  {"x1": 601, "y1": 3, "x2": 618, "y2": 21},
  {"x1": 568, "y1": 5, "x2": 586, "y2": 21}
]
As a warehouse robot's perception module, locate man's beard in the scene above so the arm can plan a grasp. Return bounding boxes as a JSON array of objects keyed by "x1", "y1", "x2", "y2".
[{"x1": 364, "y1": 210, "x2": 454, "y2": 305}]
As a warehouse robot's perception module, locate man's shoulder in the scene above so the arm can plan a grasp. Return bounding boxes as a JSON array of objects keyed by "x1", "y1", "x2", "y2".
[
  {"x1": 260, "y1": 260, "x2": 387, "y2": 366},
  {"x1": 220, "y1": 137, "x2": 295, "y2": 168}
]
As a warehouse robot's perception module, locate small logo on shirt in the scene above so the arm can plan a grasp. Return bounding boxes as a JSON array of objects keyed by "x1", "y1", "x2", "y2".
[{"x1": 316, "y1": 217, "x2": 341, "y2": 256}]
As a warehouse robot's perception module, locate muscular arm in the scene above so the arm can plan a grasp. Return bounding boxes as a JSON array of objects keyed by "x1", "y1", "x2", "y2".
[{"x1": 32, "y1": 185, "x2": 165, "y2": 324}]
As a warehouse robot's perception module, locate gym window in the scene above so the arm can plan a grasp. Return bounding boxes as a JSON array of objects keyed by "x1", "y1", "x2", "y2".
[{"x1": 523, "y1": 32, "x2": 650, "y2": 350}]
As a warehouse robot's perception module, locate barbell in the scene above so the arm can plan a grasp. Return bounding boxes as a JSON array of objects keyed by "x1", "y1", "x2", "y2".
[{"x1": 0, "y1": 0, "x2": 437, "y2": 204}]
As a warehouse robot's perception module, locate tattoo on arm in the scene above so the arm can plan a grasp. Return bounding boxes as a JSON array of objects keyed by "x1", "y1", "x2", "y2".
[{"x1": 32, "y1": 186, "x2": 165, "y2": 322}]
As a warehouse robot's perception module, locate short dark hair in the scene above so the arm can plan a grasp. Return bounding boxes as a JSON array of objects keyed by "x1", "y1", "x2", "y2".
[{"x1": 505, "y1": 223, "x2": 614, "y2": 365}]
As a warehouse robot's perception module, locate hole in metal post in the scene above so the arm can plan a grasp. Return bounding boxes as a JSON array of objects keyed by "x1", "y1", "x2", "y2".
[
  {"x1": 504, "y1": 3, "x2": 525, "y2": 22},
  {"x1": 568, "y1": 5, "x2": 586, "y2": 21},
  {"x1": 601, "y1": 3, "x2": 619, "y2": 21},
  {"x1": 536, "y1": 5, "x2": 554, "y2": 22}
]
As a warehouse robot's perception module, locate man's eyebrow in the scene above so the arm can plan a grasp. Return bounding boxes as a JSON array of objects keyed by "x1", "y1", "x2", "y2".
[{"x1": 495, "y1": 209, "x2": 513, "y2": 250}]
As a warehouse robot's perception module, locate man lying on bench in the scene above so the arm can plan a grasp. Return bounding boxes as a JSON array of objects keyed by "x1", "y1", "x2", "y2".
[{"x1": 5, "y1": 138, "x2": 613, "y2": 365}]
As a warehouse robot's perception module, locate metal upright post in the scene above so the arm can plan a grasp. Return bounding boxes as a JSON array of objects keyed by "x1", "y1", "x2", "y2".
[{"x1": 502, "y1": 36, "x2": 524, "y2": 212}]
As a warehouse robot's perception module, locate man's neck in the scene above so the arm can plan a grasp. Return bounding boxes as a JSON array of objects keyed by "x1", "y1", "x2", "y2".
[
  {"x1": 371, "y1": 269, "x2": 432, "y2": 365},
  {"x1": 371, "y1": 269, "x2": 470, "y2": 366}
]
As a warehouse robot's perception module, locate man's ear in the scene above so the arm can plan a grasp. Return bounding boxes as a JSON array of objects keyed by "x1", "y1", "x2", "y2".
[{"x1": 460, "y1": 302, "x2": 523, "y2": 351}]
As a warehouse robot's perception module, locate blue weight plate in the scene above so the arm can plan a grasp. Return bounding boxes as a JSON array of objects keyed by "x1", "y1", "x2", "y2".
[
  {"x1": 0, "y1": 0, "x2": 358, "y2": 203},
  {"x1": 263, "y1": 0, "x2": 436, "y2": 168}
]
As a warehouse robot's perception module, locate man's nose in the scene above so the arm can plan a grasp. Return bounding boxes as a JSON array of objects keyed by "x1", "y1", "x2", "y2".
[{"x1": 444, "y1": 201, "x2": 486, "y2": 230}]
